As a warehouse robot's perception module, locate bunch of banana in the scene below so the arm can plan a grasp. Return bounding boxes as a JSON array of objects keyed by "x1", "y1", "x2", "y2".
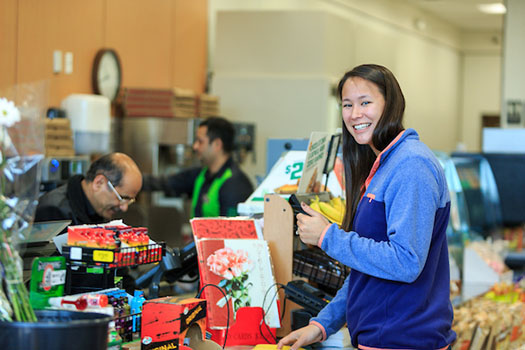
[{"x1": 309, "y1": 196, "x2": 345, "y2": 226}]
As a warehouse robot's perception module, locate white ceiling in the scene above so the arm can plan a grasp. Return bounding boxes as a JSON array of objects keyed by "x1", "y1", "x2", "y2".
[{"x1": 405, "y1": 0, "x2": 505, "y2": 31}]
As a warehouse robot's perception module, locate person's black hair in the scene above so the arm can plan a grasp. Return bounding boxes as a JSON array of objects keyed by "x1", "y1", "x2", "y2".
[
  {"x1": 199, "y1": 116, "x2": 235, "y2": 153},
  {"x1": 337, "y1": 64, "x2": 405, "y2": 231},
  {"x1": 85, "y1": 153, "x2": 124, "y2": 186}
]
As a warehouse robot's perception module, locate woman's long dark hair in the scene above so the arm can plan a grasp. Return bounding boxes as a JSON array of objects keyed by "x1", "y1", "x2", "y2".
[{"x1": 339, "y1": 64, "x2": 405, "y2": 231}]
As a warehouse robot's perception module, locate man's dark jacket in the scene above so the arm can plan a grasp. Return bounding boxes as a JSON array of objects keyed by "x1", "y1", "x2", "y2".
[{"x1": 35, "y1": 175, "x2": 104, "y2": 225}]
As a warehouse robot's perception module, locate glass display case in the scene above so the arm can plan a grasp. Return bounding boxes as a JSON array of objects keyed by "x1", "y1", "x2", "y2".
[
  {"x1": 434, "y1": 151, "x2": 472, "y2": 276},
  {"x1": 451, "y1": 153, "x2": 503, "y2": 239}
]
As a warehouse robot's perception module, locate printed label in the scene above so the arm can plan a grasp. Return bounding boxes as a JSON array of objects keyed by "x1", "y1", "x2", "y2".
[
  {"x1": 93, "y1": 250, "x2": 114, "y2": 262},
  {"x1": 50, "y1": 270, "x2": 66, "y2": 285}
]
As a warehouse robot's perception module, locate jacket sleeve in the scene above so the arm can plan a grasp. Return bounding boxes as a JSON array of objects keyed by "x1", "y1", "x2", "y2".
[
  {"x1": 34, "y1": 186, "x2": 72, "y2": 223},
  {"x1": 309, "y1": 275, "x2": 349, "y2": 341},
  {"x1": 34, "y1": 205, "x2": 69, "y2": 223},
  {"x1": 320, "y1": 156, "x2": 443, "y2": 282},
  {"x1": 142, "y1": 168, "x2": 201, "y2": 197}
]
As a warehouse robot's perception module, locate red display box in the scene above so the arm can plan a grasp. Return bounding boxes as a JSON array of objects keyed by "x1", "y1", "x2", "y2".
[
  {"x1": 141, "y1": 297, "x2": 207, "y2": 350},
  {"x1": 207, "y1": 306, "x2": 278, "y2": 346}
]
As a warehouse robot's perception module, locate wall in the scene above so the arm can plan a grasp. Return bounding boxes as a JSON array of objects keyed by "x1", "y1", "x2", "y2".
[
  {"x1": 0, "y1": 0, "x2": 18, "y2": 90},
  {"x1": 208, "y1": 0, "x2": 462, "y2": 69},
  {"x1": 209, "y1": 0, "x2": 468, "y2": 179},
  {"x1": 461, "y1": 31, "x2": 502, "y2": 151},
  {"x1": 502, "y1": 0, "x2": 525, "y2": 126},
  {"x1": 0, "y1": 0, "x2": 207, "y2": 107}
]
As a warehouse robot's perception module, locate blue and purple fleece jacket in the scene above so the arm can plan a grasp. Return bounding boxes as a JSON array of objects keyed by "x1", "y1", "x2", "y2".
[{"x1": 310, "y1": 129, "x2": 456, "y2": 349}]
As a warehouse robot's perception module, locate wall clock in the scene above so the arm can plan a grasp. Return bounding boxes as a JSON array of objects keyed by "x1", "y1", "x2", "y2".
[{"x1": 92, "y1": 48, "x2": 122, "y2": 102}]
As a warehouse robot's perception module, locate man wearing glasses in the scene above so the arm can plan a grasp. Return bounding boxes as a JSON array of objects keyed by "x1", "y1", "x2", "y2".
[{"x1": 35, "y1": 152, "x2": 143, "y2": 226}]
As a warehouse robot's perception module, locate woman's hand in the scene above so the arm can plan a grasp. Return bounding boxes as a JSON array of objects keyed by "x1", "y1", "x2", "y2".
[
  {"x1": 296, "y1": 202, "x2": 330, "y2": 246},
  {"x1": 277, "y1": 324, "x2": 323, "y2": 350}
]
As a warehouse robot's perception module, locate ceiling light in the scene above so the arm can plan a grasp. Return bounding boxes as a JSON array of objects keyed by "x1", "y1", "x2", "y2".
[{"x1": 477, "y1": 3, "x2": 506, "y2": 15}]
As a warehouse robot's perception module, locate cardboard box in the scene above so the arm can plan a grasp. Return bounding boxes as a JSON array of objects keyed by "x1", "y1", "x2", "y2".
[
  {"x1": 67, "y1": 227, "x2": 118, "y2": 249},
  {"x1": 141, "y1": 297, "x2": 220, "y2": 350}
]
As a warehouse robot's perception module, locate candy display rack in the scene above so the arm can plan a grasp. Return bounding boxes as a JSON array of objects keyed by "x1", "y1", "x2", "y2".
[
  {"x1": 62, "y1": 242, "x2": 165, "y2": 294},
  {"x1": 62, "y1": 242, "x2": 165, "y2": 268}
]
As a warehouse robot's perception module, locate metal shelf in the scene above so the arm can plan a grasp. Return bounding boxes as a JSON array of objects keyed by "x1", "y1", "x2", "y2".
[{"x1": 62, "y1": 242, "x2": 165, "y2": 268}]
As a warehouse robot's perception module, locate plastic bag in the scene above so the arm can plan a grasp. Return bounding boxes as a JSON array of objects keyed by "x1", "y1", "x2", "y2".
[{"x1": 0, "y1": 81, "x2": 46, "y2": 321}]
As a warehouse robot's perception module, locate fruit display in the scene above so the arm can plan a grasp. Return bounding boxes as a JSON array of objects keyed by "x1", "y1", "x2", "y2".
[
  {"x1": 453, "y1": 284, "x2": 525, "y2": 350},
  {"x1": 485, "y1": 281, "x2": 525, "y2": 304},
  {"x1": 309, "y1": 196, "x2": 345, "y2": 226}
]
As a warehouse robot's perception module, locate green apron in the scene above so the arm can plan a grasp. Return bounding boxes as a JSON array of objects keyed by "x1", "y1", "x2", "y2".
[{"x1": 191, "y1": 167, "x2": 233, "y2": 217}]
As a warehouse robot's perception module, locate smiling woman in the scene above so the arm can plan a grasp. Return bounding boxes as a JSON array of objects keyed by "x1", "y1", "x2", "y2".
[
  {"x1": 340, "y1": 76, "x2": 386, "y2": 156},
  {"x1": 278, "y1": 64, "x2": 456, "y2": 349}
]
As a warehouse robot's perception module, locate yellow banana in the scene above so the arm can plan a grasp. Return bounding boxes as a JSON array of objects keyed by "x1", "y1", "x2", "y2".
[
  {"x1": 319, "y1": 202, "x2": 343, "y2": 225},
  {"x1": 333, "y1": 197, "x2": 345, "y2": 221},
  {"x1": 309, "y1": 199, "x2": 332, "y2": 221},
  {"x1": 310, "y1": 200, "x2": 321, "y2": 213},
  {"x1": 309, "y1": 197, "x2": 345, "y2": 225},
  {"x1": 330, "y1": 196, "x2": 343, "y2": 210}
]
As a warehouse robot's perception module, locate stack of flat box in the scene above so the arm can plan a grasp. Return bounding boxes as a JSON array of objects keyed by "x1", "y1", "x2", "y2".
[
  {"x1": 45, "y1": 118, "x2": 74, "y2": 157},
  {"x1": 198, "y1": 94, "x2": 220, "y2": 118},
  {"x1": 173, "y1": 87, "x2": 197, "y2": 118},
  {"x1": 122, "y1": 88, "x2": 175, "y2": 118}
]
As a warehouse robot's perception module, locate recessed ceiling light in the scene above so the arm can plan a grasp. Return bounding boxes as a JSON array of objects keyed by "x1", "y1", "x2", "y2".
[{"x1": 477, "y1": 3, "x2": 507, "y2": 15}]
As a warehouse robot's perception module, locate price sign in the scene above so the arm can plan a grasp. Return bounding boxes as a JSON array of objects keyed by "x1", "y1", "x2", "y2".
[
  {"x1": 246, "y1": 151, "x2": 306, "y2": 202},
  {"x1": 285, "y1": 162, "x2": 303, "y2": 180},
  {"x1": 93, "y1": 250, "x2": 114, "y2": 263}
]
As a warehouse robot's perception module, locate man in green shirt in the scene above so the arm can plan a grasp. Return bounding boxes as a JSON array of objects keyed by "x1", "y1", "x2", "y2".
[{"x1": 143, "y1": 117, "x2": 253, "y2": 217}]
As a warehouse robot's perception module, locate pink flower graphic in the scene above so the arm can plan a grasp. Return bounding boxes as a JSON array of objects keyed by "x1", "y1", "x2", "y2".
[
  {"x1": 207, "y1": 247, "x2": 253, "y2": 311},
  {"x1": 207, "y1": 247, "x2": 252, "y2": 279}
]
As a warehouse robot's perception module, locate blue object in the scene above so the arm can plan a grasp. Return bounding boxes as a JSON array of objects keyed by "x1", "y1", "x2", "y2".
[
  {"x1": 433, "y1": 151, "x2": 471, "y2": 239},
  {"x1": 50, "y1": 158, "x2": 60, "y2": 173},
  {"x1": 266, "y1": 138, "x2": 309, "y2": 175},
  {"x1": 130, "y1": 290, "x2": 145, "y2": 332}
]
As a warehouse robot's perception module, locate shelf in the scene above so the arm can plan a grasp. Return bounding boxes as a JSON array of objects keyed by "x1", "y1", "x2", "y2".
[{"x1": 62, "y1": 242, "x2": 165, "y2": 268}]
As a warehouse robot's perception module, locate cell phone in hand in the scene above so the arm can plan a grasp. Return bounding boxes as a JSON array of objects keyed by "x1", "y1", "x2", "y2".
[
  {"x1": 289, "y1": 194, "x2": 311, "y2": 216},
  {"x1": 289, "y1": 194, "x2": 311, "y2": 234}
]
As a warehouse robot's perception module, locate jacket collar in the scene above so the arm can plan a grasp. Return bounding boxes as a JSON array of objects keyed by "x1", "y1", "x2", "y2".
[
  {"x1": 205, "y1": 157, "x2": 233, "y2": 181},
  {"x1": 67, "y1": 174, "x2": 105, "y2": 225},
  {"x1": 364, "y1": 128, "x2": 418, "y2": 190}
]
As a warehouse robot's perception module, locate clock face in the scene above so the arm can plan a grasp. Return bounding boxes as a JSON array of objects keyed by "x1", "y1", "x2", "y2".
[{"x1": 92, "y1": 49, "x2": 121, "y2": 102}]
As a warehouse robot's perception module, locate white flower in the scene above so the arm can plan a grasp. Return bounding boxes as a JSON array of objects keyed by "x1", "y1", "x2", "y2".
[{"x1": 0, "y1": 98, "x2": 21, "y2": 128}]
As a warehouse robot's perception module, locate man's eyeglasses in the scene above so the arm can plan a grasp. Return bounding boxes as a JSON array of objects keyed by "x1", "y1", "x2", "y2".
[{"x1": 106, "y1": 178, "x2": 136, "y2": 205}]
